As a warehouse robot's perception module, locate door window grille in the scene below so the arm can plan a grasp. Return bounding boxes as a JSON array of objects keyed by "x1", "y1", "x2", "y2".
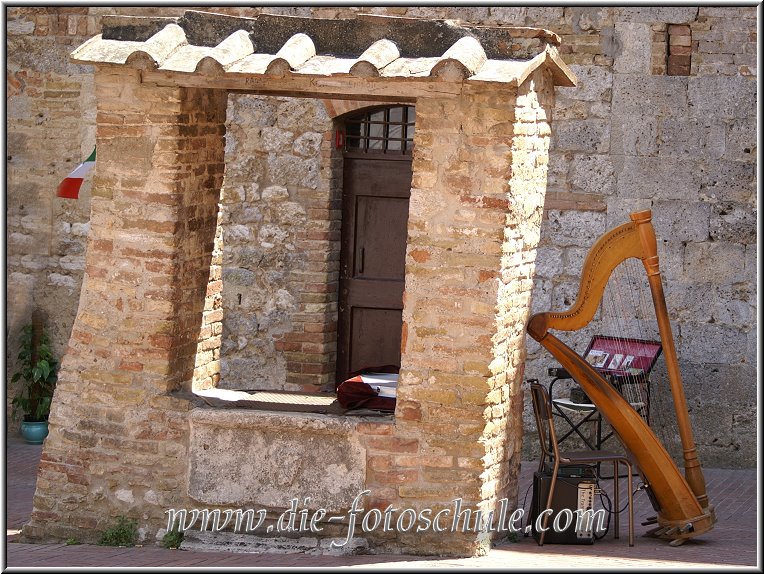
[{"x1": 344, "y1": 106, "x2": 415, "y2": 155}]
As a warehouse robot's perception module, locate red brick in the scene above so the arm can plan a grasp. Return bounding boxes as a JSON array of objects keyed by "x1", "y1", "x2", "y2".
[
  {"x1": 670, "y1": 44, "x2": 692, "y2": 56},
  {"x1": 478, "y1": 270, "x2": 498, "y2": 283},
  {"x1": 91, "y1": 239, "x2": 113, "y2": 253},
  {"x1": 367, "y1": 455, "x2": 394, "y2": 471},
  {"x1": 148, "y1": 334, "x2": 175, "y2": 350},
  {"x1": 368, "y1": 469, "x2": 419, "y2": 485},
  {"x1": 365, "y1": 437, "x2": 419, "y2": 453},
  {"x1": 480, "y1": 196, "x2": 510, "y2": 210},
  {"x1": 304, "y1": 322, "x2": 337, "y2": 333},
  {"x1": 397, "y1": 403, "x2": 422, "y2": 422},
  {"x1": 410, "y1": 249, "x2": 431, "y2": 263},
  {"x1": 123, "y1": 219, "x2": 179, "y2": 234},
  {"x1": 668, "y1": 24, "x2": 691, "y2": 35},
  {"x1": 119, "y1": 360, "x2": 144, "y2": 372},
  {"x1": 71, "y1": 329, "x2": 93, "y2": 344},
  {"x1": 667, "y1": 64, "x2": 691, "y2": 76},
  {"x1": 357, "y1": 422, "x2": 395, "y2": 435}
]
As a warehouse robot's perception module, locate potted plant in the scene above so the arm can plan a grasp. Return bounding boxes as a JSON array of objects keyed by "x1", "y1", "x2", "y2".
[{"x1": 10, "y1": 310, "x2": 58, "y2": 444}]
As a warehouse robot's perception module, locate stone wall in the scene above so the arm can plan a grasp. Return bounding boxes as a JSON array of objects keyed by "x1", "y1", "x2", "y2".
[
  {"x1": 522, "y1": 6, "x2": 758, "y2": 467},
  {"x1": 6, "y1": 5, "x2": 757, "y2": 475},
  {"x1": 219, "y1": 95, "x2": 335, "y2": 391}
]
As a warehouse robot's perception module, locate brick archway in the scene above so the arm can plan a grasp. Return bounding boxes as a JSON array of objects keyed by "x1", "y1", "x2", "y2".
[{"x1": 322, "y1": 99, "x2": 409, "y2": 120}]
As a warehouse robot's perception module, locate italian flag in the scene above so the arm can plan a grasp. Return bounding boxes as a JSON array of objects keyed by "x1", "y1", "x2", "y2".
[{"x1": 57, "y1": 147, "x2": 96, "y2": 199}]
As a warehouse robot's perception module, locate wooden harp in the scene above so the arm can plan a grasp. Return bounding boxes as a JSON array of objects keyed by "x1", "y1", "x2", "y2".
[{"x1": 527, "y1": 210, "x2": 716, "y2": 543}]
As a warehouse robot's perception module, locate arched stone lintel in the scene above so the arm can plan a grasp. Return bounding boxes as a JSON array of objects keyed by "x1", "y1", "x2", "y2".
[{"x1": 321, "y1": 98, "x2": 410, "y2": 120}]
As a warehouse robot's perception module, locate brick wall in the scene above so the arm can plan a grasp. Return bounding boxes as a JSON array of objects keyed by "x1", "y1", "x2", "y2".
[
  {"x1": 356, "y1": 72, "x2": 556, "y2": 555},
  {"x1": 8, "y1": 3, "x2": 757, "y2": 557},
  {"x1": 23, "y1": 67, "x2": 227, "y2": 542}
]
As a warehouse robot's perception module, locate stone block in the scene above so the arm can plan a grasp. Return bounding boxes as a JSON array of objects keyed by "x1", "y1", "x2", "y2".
[
  {"x1": 259, "y1": 126, "x2": 294, "y2": 152},
  {"x1": 189, "y1": 409, "x2": 365, "y2": 512},
  {"x1": 613, "y1": 22, "x2": 652, "y2": 74},
  {"x1": 743, "y1": 244, "x2": 756, "y2": 283},
  {"x1": 487, "y1": 7, "x2": 527, "y2": 26},
  {"x1": 47, "y1": 272, "x2": 77, "y2": 293},
  {"x1": 677, "y1": 322, "x2": 747, "y2": 365},
  {"x1": 227, "y1": 94, "x2": 277, "y2": 127},
  {"x1": 683, "y1": 241, "x2": 745, "y2": 282},
  {"x1": 615, "y1": 7, "x2": 699, "y2": 24},
  {"x1": 651, "y1": 200, "x2": 710, "y2": 242},
  {"x1": 612, "y1": 75, "x2": 688, "y2": 118},
  {"x1": 526, "y1": 7, "x2": 564, "y2": 24},
  {"x1": 7, "y1": 17, "x2": 36, "y2": 35},
  {"x1": 699, "y1": 160, "x2": 755, "y2": 203},
  {"x1": 532, "y1": 246, "x2": 563, "y2": 278},
  {"x1": 552, "y1": 119, "x2": 610, "y2": 153},
  {"x1": 654, "y1": 239, "x2": 684, "y2": 281},
  {"x1": 723, "y1": 120, "x2": 756, "y2": 162},
  {"x1": 612, "y1": 118, "x2": 657, "y2": 159},
  {"x1": 614, "y1": 157, "x2": 700, "y2": 200},
  {"x1": 276, "y1": 98, "x2": 331, "y2": 133},
  {"x1": 561, "y1": 7, "x2": 604, "y2": 33},
  {"x1": 709, "y1": 201, "x2": 756, "y2": 244},
  {"x1": 542, "y1": 209, "x2": 607, "y2": 248},
  {"x1": 667, "y1": 281, "x2": 754, "y2": 328},
  {"x1": 293, "y1": 132, "x2": 323, "y2": 157},
  {"x1": 528, "y1": 278, "x2": 552, "y2": 316},
  {"x1": 658, "y1": 118, "x2": 726, "y2": 160},
  {"x1": 267, "y1": 153, "x2": 320, "y2": 190},
  {"x1": 562, "y1": 64, "x2": 612, "y2": 102},
  {"x1": 569, "y1": 154, "x2": 615, "y2": 195},
  {"x1": 688, "y1": 76, "x2": 756, "y2": 120}
]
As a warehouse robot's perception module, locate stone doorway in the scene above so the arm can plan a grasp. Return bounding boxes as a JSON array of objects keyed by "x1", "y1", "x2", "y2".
[{"x1": 336, "y1": 105, "x2": 414, "y2": 382}]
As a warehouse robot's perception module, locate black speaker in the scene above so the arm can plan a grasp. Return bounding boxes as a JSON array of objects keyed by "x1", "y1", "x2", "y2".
[{"x1": 530, "y1": 467, "x2": 599, "y2": 544}]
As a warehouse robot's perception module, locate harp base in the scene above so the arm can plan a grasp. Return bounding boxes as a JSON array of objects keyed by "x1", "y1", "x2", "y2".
[{"x1": 651, "y1": 505, "x2": 716, "y2": 542}]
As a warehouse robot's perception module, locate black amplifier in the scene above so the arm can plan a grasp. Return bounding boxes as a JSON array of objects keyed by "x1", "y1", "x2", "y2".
[{"x1": 530, "y1": 467, "x2": 599, "y2": 544}]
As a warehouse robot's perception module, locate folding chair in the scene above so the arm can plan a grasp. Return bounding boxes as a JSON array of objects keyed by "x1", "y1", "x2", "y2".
[{"x1": 530, "y1": 380, "x2": 634, "y2": 546}]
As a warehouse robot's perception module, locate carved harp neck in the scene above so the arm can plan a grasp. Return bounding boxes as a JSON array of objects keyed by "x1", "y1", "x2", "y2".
[{"x1": 528, "y1": 210, "x2": 655, "y2": 340}]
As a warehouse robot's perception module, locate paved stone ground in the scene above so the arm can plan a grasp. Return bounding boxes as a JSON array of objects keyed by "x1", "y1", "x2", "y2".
[{"x1": 3, "y1": 437, "x2": 759, "y2": 569}]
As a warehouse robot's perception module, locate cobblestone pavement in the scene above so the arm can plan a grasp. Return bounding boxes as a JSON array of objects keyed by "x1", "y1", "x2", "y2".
[{"x1": 3, "y1": 437, "x2": 759, "y2": 569}]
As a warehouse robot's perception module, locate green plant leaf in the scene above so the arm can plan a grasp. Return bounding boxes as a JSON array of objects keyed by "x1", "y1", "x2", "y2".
[
  {"x1": 39, "y1": 360, "x2": 51, "y2": 381},
  {"x1": 10, "y1": 320, "x2": 58, "y2": 421},
  {"x1": 98, "y1": 516, "x2": 138, "y2": 547},
  {"x1": 162, "y1": 528, "x2": 184, "y2": 549}
]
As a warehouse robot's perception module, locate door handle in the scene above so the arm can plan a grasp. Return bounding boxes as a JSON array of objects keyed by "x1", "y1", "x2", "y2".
[{"x1": 358, "y1": 246, "x2": 365, "y2": 274}]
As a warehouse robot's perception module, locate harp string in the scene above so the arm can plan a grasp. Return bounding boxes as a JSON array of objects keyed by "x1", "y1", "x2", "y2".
[
  {"x1": 629, "y1": 256, "x2": 682, "y2": 465},
  {"x1": 621, "y1": 259, "x2": 651, "y2": 422},
  {"x1": 602, "y1": 259, "x2": 664, "y2": 431},
  {"x1": 602, "y1": 261, "x2": 642, "y2": 419}
]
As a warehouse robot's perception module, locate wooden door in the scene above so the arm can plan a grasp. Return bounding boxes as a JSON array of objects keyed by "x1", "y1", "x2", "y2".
[{"x1": 336, "y1": 106, "x2": 415, "y2": 383}]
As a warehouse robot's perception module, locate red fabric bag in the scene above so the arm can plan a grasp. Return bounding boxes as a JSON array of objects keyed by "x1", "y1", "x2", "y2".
[{"x1": 336, "y1": 365, "x2": 399, "y2": 411}]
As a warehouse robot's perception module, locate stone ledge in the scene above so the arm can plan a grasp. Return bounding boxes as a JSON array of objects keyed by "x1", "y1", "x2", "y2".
[
  {"x1": 188, "y1": 406, "x2": 370, "y2": 512},
  {"x1": 181, "y1": 530, "x2": 370, "y2": 556},
  {"x1": 190, "y1": 403, "x2": 376, "y2": 432}
]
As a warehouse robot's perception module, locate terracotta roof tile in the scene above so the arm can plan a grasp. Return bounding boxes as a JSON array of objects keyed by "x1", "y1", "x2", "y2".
[{"x1": 71, "y1": 11, "x2": 576, "y2": 88}]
